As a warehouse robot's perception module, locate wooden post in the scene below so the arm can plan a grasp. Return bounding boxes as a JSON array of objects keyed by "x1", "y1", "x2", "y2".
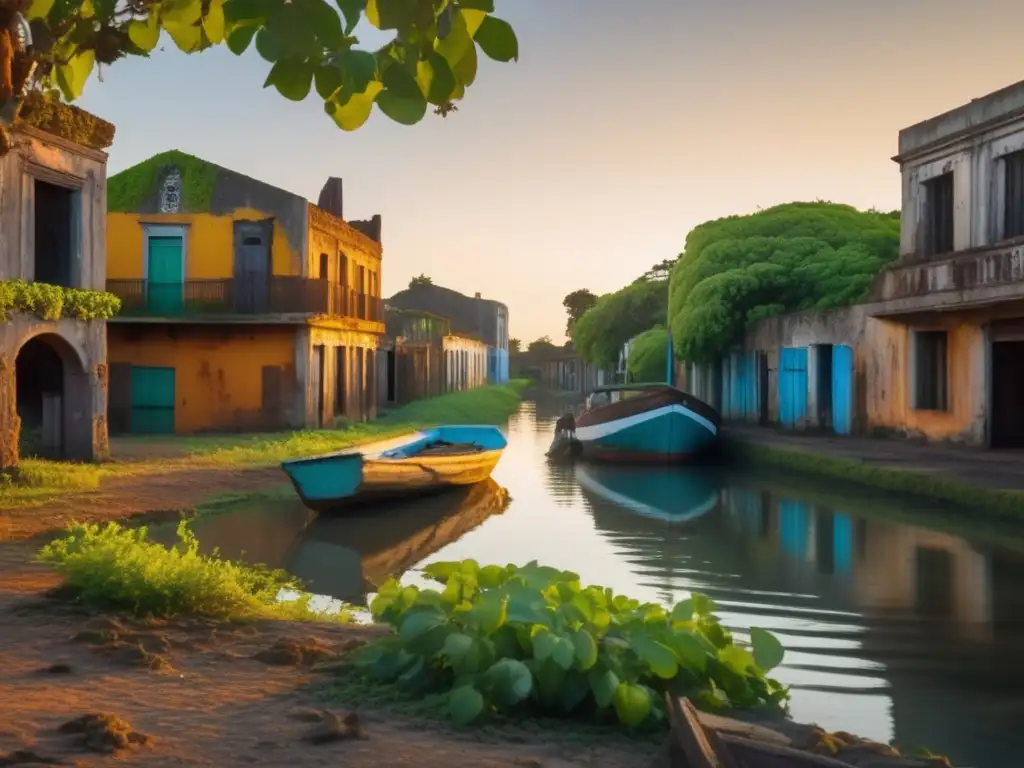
[{"x1": 0, "y1": 354, "x2": 19, "y2": 471}]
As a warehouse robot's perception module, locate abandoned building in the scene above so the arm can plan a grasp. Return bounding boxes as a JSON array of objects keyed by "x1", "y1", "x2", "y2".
[
  {"x1": 381, "y1": 307, "x2": 489, "y2": 406},
  {"x1": 682, "y1": 79, "x2": 1024, "y2": 448},
  {"x1": 104, "y1": 152, "x2": 385, "y2": 433},
  {"x1": 386, "y1": 282, "x2": 509, "y2": 385},
  {"x1": 0, "y1": 98, "x2": 116, "y2": 469}
]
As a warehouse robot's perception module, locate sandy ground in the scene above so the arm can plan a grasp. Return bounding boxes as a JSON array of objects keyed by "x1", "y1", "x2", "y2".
[{"x1": 0, "y1": 562, "x2": 653, "y2": 768}]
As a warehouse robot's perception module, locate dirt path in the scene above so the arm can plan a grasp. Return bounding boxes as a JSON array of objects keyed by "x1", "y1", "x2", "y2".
[
  {"x1": 0, "y1": 583, "x2": 650, "y2": 767},
  {"x1": 1, "y1": 465, "x2": 286, "y2": 543}
]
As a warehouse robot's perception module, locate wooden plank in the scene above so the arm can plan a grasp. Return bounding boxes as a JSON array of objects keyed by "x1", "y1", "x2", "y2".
[
  {"x1": 720, "y1": 734, "x2": 861, "y2": 768},
  {"x1": 665, "y1": 695, "x2": 737, "y2": 768}
]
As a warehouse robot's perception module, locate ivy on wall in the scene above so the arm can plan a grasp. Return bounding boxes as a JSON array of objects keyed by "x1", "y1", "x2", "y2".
[
  {"x1": 107, "y1": 150, "x2": 220, "y2": 213},
  {"x1": 16, "y1": 92, "x2": 115, "y2": 151},
  {"x1": 0, "y1": 280, "x2": 121, "y2": 322}
]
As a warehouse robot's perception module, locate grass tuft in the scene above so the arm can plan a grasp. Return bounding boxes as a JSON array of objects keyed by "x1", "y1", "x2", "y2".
[{"x1": 37, "y1": 520, "x2": 352, "y2": 622}]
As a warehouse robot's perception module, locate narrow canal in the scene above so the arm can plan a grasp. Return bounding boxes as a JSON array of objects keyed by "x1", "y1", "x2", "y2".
[{"x1": 181, "y1": 398, "x2": 1024, "y2": 768}]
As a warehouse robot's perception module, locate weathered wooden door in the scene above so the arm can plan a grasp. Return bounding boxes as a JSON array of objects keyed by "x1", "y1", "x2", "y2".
[
  {"x1": 146, "y1": 236, "x2": 184, "y2": 315},
  {"x1": 831, "y1": 344, "x2": 854, "y2": 435},
  {"x1": 311, "y1": 346, "x2": 325, "y2": 427},
  {"x1": 778, "y1": 347, "x2": 808, "y2": 428},
  {"x1": 233, "y1": 220, "x2": 272, "y2": 313}
]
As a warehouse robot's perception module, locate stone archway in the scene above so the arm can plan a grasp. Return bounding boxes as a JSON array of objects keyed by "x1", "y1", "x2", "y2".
[{"x1": 3, "y1": 331, "x2": 92, "y2": 466}]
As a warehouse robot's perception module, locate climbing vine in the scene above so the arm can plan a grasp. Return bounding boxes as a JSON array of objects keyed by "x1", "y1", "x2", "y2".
[
  {"x1": 11, "y1": 0, "x2": 518, "y2": 135},
  {"x1": 0, "y1": 280, "x2": 121, "y2": 322},
  {"x1": 108, "y1": 150, "x2": 220, "y2": 212}
]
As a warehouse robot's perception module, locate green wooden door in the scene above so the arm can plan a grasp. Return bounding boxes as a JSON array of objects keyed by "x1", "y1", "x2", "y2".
[
  {"x1": 130, "y1": 366, "x2": 176, "y2": 434},
  {"x1": 147, "y1": 236, "x2": 184, "y2": 314}
]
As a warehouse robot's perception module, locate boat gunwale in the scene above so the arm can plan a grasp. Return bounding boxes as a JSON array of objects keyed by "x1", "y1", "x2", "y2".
[{"x1": 578, "y1": 385, "x2": 721, "y2": 430}]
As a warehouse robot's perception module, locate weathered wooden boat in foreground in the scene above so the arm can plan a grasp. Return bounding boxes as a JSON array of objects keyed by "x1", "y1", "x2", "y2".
[
  {"x1": 280, "y1": 425, "x2": 508, "y2": 513},
  {"x1": 574, "y1": 384, "x2": 720, "y2": 463}
]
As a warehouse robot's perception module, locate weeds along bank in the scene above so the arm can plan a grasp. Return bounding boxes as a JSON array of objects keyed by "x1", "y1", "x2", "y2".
[
  {"x1": 27, "y1": 522, "x2": 953, "y2": 766},
  {"x1": 0, "y1": 381, "x2": 531, "y2": 520}
]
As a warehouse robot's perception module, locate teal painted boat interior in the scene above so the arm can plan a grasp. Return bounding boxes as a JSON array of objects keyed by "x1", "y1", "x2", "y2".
[
  {"x1": 379, "y1": 425, "x2": 507, "y2": 458},
  {"x1": 281, "y1": 425, "x2": 508, "y2": 503}
]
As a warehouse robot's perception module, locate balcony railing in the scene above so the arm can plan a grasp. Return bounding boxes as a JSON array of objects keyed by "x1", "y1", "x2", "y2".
[{"x1": 107, "y1": 277, "x2": 383, "y2": 322}]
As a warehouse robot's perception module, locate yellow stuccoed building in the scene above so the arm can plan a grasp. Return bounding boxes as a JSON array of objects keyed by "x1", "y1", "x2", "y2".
[{"x1": 105, "y1": 151, "x2": 386, "y2": 435}]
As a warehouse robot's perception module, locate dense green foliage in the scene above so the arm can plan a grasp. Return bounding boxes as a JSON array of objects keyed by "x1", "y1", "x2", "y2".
[
  {"x1": 626, "y1": 327, "x2": 668, "y2": 383},
  {"x1": 572, "y1": 279, "x2": 668, "y2": 369},
  {"x1": 508, "y1": 338, "x2": 521, "y2": 354},
  {"x1": 25, "y1": 0, "x2": 518, "y2": 132},
  {"x1": 668, "y1": 203, "x2": 900, "y2": 363},
  {"x1": 108, "y1": 151, "x2": 220, "y2": 212},
  {"x1": 38, "y1": 521, "x2": 349, "y2": 621},
  {"x1": 562, "y1": 289, "x2": 597, "y2": 337},
  {"x1": 409, "y1": 274, "x2": 434, "y2": 287},
  {"x1": 0, "y1": 280, "x2": 121, "y2": 322},
  {"x1": 351, "y1": 559, "x2": 788, "y2": 728}
]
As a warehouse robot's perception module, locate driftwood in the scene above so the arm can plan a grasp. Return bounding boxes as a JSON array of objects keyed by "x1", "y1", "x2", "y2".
[{"x1": 664, "y1": 695, "x2": 907, "y2": 768}]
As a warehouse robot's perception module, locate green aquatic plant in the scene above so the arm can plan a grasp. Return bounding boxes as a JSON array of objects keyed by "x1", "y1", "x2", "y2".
[
  {"x1": 350, "y1": 559, "x2": 789, "y2": 727},
  {"x1": 37, "y1": 520, "x2": 350, "y2": 622}
]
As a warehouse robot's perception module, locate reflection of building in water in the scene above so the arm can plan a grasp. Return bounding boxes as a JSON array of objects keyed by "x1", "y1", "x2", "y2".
[{"x1": 721, "y1": 486, "x2": 995, "y2": 641}]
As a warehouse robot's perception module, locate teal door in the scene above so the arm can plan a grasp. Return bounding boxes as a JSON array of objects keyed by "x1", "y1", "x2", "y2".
[
  {"x1": 147, "y1": 236, "x2": 184, "y2": 314},
  {"x1": 130, "y1": 366, "x2": 176, "y2": 434}
]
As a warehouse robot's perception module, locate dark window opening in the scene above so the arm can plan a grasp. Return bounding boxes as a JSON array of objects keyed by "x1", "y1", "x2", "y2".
[
  {"x1": 16, "y1": 337, "x2": 65, "y2": 458},
  {"x1": 386, "y1": 349, "x2": 396, "y2": 402},
  {"x1": 924, "y1": 172, "x2": 954, "y2": 256},
  {"x1": 913, "y1": 330, "x2": 948, "y2": 411},
  {"x1": 243, "y1": 236, "x2": 262, "y2": 246},
  {"x1": 337, "y1": 253, "x2": 348, "y2": 286},
  {"x1": 991, "y1": 340, "x2": 1024, "y2": 447},
  {"x1": 335, "y1": 346, "x2": 347, "y2": 417},
  {"x1": 319, "y1": 253, "x2": 329, "y2": 280},
  {"x1": 34, "y1": 180, "x2": 75, "y2": 288},
  {"x1": 1005, "y1": 150, "x2": 1024, "y2": 240}
]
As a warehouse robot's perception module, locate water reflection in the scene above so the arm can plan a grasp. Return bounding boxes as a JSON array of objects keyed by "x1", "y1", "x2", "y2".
[{"x1": 177, "y1": 396, "x2": 1024, "y2": 768}]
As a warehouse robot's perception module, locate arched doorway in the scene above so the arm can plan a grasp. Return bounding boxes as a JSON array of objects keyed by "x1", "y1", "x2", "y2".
[{"x1": 15, "y1": 333, "x2": 86, "y2": 460}]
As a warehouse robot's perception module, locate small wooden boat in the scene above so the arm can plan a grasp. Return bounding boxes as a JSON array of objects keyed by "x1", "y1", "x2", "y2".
[
  {"x1": 574, "y1": 384, "x2": 720, "y2": 463},
  {"x1": 280, "y1": 425, "x2": 508, "y2": 513}
]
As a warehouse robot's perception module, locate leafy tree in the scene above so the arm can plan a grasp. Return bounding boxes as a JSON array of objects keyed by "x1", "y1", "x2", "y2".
[
  {"x1": 527, "y1": 335, "x2": 554, "y2": 354},
  {"x1": 626, "y1": 326, "x2": 667, "y2": 383},
  {"x1": 640, "y1": 258, "x2": 677, "y2": 282},
  {"x1": 572, "y1": 279, "x2": 667, "y2": 369},
  {"x1": 2, "y1": 0, "x2": 519, "y2": 140},
  {"x1": 409, "y1": 274, "x2": 433, "y2": 288},
  {"x1": 508, "y1": 337, "x2": 521, "y2": 355},
  {"x1": 561, "y1": 288, "x2": 597, "y2": 337},
  {"x1": 668, "y1": 202, "x2": 900, "y2": 364}
]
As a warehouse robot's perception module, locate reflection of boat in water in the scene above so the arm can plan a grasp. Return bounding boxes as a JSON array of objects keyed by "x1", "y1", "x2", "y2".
[
  {"x1": 287, "y1": 478, "x2": 510, "y2": 604},
  {"x1": 281, "y1": 425, "x2": 508, "y2": 513},
  {"x1": 574, "y1": 464, "x2": 720, "y2": 524},
  {"x1": 574, "y1": 384, "x2": 720, "y2": 463}
]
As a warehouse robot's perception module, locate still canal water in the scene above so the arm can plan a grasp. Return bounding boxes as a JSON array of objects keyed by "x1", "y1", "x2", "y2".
[{"x1": 182, "y1": 398, "x2": 1024, "y2": 768}]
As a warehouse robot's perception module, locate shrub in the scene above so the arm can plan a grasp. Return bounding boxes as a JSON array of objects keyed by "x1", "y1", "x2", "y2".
[
  {"x1": 573, "y1": 279, "x2": 668, "y2": 369},
  {"x1": 37, "y1": 521, "x2": 349, "y2": 621},
  {"x1": 350, "y1": 559, "x2": 788, "y2": 727},
  {"x1": 626, "y1": 327, "x2": 669, "y2": 383}
]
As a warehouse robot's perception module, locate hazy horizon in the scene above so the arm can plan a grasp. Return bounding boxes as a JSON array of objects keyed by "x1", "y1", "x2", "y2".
[{"x1": 78, "y1": 0, "x2": 1024, "y2": 343}]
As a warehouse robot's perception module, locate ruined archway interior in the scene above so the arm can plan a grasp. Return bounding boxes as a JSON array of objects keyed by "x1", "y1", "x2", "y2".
[{"x1": 15, "y1": 336, "x2": 66, "y2": 458}]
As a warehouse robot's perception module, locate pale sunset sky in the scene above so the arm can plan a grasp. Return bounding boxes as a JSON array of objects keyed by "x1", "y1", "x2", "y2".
[{"x1": 78, "y1": 0, "x2": 1024, "y2": 343}]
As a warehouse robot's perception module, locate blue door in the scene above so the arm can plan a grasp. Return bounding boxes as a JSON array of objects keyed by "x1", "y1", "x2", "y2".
[
  {"x1": 130, "y1": 366, "x2": 176, "y2": 434},
  {"x1": 831, "y1": 344, "x2": 854, "y2": 435},
  {"x1": 778, "y1": 347, "x2": 808, "y2": 428}
]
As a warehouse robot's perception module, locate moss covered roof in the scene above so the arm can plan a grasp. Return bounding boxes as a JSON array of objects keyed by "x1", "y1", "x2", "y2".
[
  {"x1": 16, "y1": 92, "x2": 115, "y2": 151},
  {"x1": 107, "y1": 150, "x2": 221, "y2": 213}
]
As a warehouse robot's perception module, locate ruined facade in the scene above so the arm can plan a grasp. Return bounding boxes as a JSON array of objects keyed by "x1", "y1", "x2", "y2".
[
  {"x1": 386, "y1": 282, "x2": 510, "y2": 384},
  {"x1": 0, "y1": 106, "x2": 114, "y2": 468},
  {"x1": 104, "y1": 155, "x2": 385, "y2": 434},
  {"x1": 682, "y1": 80, "x2": 1024, "y2": 448}
]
